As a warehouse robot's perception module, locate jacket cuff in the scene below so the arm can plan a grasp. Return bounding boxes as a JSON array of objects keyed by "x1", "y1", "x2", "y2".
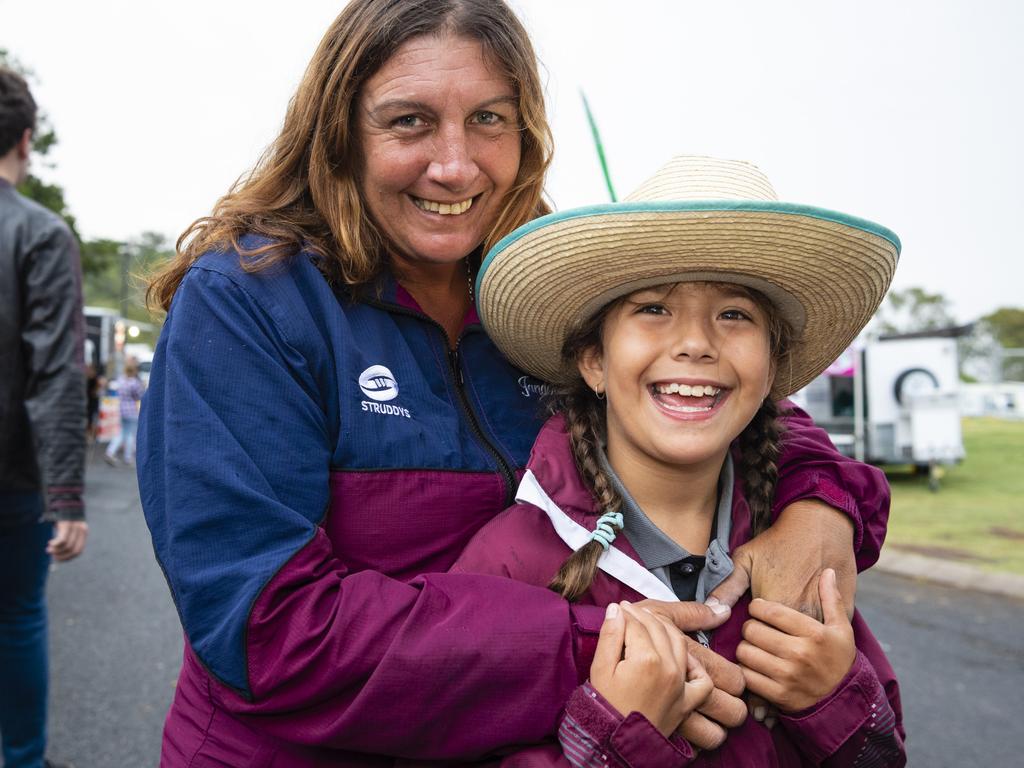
[
  {"x1": 559, "y1": 683, "x2": 694, "y2": 768},
  {"x1": 42, "y1": 485, "x2": 85, "y2": 522},
  {"x1": 778, "y1": 650, "x2": 883, "y2": 763},
  {"x1": 772, "y1": 471, "x2": 865, "y2": 560},
  {"x1": 569, "y1": 604, "x2": 605, "y2": 684}
]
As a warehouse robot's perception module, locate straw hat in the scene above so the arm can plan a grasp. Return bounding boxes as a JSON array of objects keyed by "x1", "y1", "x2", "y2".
[{"x1": 475, "y1": 156, "x2": 901, "y2": 399}]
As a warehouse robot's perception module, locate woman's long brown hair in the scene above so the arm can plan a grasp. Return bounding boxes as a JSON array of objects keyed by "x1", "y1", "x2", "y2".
[
  {"x1": 149, "y1": 0, "x2": 553, "y2": 312},
  {"x1": 549, "y1": 284, "x2": 795, "y2": 601}
]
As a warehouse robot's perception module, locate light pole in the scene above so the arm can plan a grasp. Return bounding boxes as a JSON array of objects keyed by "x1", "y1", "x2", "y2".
[{"x1": 115, "y1": 243, "x2": 134, "y2": 378}]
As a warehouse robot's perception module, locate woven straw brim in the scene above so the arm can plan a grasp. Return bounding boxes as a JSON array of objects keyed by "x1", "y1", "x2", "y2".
[{"x1": 477, "y1": 201, "x2": 900, "y2": 399}]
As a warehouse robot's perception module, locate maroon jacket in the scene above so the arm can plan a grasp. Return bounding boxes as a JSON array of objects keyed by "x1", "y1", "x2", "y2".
[{"x1": 453, "y1": 415, "x2": 906, "y2": 767}]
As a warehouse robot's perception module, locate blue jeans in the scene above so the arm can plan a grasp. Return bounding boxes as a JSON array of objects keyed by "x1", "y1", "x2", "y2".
[
  {"x1": 0, "y1": 493, "x2": 52, "y2": 768},
  {"x1": 107, "y1": 414, "x2": 138, "y2": 462}
]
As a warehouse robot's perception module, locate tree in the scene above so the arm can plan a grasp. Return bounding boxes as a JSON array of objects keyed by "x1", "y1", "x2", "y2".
[
  {"x1": 3, "y1": 49, "x2": 170, "y2": 333},
  {"x1": 872, "y1": 287, "x2": 957, "y2": 335},
  {"x1": 126, "y1": 232, "x2": 176, "y2": 319},
  {"x1": 80, "y1": 238, "x2": 123, "y2": 304},
  {"x1": 81, "y1": 233, "x2": 174, "y2": 319},
  {"x1": 982, "y1": 308, "x2": 1024, "y2": 349},
  {"x1": 979, "y1": 307, "x2": 1024, "y2": 381}
]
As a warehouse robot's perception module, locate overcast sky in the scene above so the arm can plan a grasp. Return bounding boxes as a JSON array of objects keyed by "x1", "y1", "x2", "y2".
[{"x1": 4, "y1": 0, "x2": 1022, "y2": 322}]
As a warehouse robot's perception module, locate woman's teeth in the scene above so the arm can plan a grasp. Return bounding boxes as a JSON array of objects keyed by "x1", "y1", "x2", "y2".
[
  {"x1": 653, "y1": 383, "x2": 721, "y2": 397},
  {"x1": 412, "y1": 196, "x2": 474, "y2": 215}
]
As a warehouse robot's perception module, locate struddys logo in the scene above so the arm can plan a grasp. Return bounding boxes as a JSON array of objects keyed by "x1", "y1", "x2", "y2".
[{"x1": 359, "y1": 365, "x2": 411, "y2": 418}]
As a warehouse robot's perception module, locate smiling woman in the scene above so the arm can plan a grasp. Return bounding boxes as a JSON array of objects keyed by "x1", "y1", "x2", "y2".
[
  {"x1": 138, "y1": 2, "x2": 899, "y2": 766},
  {"x1": 356, "y1": 33, "x2": 523, "y2": 339},
  {"x1": 358, "y1": 47, "x2": 520, "y2": 252}
]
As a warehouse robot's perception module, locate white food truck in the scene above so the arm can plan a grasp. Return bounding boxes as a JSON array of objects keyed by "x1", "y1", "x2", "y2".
[{"x1": 790, "y1": 327, "x2": 968, "y2": 489}]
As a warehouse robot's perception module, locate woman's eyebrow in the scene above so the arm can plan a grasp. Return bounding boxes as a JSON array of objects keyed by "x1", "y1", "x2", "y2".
[
  {"x1": 367, "y1": 99, "x2": 431, "y2": 117},
  {"x1": 475, "y1": 95, "x2": 518, "y2": 111},
  {"x1": 369, "y1": 95, "x2": 517, "y2": 117}
]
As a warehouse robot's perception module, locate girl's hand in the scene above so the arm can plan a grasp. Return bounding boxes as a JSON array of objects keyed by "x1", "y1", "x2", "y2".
[
  {"x1": 632, "y1": 597, "x2": 747, "y2": 744},
  {"x1": 736, "y1": 569, "x2": 856, "y2": 712},
  {"x1": 590, "y1": 602, "x2": 713, "y2": 736}
]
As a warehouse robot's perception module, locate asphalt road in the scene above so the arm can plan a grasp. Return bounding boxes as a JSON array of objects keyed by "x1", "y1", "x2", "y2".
[
  {"x1": 856, "y1": 570, "x2": 1024, "y2": 765},
  {"x1": 46, "y1": 448, "x2": 181, "y2": 768},
  {"x1": 42, "y1": 451, "x2": 1024, "y2": 767}
]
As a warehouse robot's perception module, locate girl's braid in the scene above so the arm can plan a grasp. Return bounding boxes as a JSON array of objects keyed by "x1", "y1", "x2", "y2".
[
  {"x1": 548, "y1": 384, "x2": 625, "y2": 601},
  {"x1": 736, "y1": 398, "x2": 785, "y2": 536}
]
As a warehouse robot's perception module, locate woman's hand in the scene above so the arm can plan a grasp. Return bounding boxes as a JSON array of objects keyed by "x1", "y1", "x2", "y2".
[
  {"x1": 736, "y1": 569, "x2": 856, "y2": 713},
  {"x1": 590, "y1": 602, "x2": 713, "y2": 737},
  {"x1": 706, "y1": 500, "x2": 857, "y2": 620}
]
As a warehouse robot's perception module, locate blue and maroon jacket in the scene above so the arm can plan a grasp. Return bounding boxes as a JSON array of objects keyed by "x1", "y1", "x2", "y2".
[{"x1": 138, "y1": 243, "x2": 892, "y2": 766}]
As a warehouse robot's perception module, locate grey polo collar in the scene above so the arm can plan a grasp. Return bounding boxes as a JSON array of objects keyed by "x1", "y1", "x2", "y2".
[{"x1": 598, "y1": 449, "x2": 735, "y2": 602}]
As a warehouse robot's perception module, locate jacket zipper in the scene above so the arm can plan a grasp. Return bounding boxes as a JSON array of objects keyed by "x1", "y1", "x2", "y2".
[
  {"x1": 447, "y1": 343, "x2": 517, "y2": 507},
  {"x1": 359, "y1": 295, "x2": 518, "y2": 507}
]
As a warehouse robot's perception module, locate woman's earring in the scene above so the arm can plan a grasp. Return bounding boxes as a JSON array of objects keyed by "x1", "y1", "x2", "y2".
[{"x1": 594, "y1": 387, "x2": 605, "y2": 401}]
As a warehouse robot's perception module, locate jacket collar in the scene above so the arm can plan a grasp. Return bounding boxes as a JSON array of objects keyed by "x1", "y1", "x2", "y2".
[
  {"x1": 518, "y1": 415, "x2": 678, "y2": 601},
  {"x1": 351, "y1": 269, "x2": 481, "y2": 329},
  {"x1": 521, "y1": 414, "x2": 597, "y2": 520}
]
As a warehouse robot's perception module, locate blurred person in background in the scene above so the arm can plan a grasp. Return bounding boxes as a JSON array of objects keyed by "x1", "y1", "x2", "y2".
[
  {"x1": 84, "y1": 361, "x2": 104, "y2": 444},
  {"x1": 0, "y1": 66, "x2": 88, "y2": 768},
  {"x1": 104, "y1": 356, "x2": 144, "y2": 467}
]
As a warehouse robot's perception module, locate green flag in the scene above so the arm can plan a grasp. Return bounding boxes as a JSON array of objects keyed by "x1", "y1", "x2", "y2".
[{"x1": 581, "y1": 90, "x2": 617, "y2": 202}]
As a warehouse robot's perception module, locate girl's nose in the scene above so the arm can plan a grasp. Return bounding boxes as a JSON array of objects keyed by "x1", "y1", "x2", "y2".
[
  {"x1": 426, "y1": 125, "x2": 478, "y2": 190},
  {"x1": 671, "y1": 318, "x2": 717, "y2": 362}
]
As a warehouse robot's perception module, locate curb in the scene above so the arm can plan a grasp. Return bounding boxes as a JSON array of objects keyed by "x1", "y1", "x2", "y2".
[{"x1": 873, "y1": 549, "x2": 1024, "y2": 600}]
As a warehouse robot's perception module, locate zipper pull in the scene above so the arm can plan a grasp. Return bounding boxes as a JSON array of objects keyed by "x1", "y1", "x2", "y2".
[{"x1": 449, "y1": 348, "x2": 464, "y2": 387}]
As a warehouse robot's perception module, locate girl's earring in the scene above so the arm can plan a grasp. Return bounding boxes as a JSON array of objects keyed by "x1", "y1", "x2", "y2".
[{"x1": 594, "y1": 387, "x2": 605, "y2": 401}]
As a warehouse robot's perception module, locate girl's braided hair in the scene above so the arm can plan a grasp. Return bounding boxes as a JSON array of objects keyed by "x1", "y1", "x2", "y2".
[{"x1": 548, "y1": 283, "x2": 794, "y2": 601}]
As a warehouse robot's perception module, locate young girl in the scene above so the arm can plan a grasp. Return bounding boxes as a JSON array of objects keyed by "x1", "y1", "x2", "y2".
[{"x1": 454, "y1": 156, "x2": 906, "y2": 766}]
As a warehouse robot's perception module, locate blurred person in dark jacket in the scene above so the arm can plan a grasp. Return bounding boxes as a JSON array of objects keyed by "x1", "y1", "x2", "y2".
[
  {"x1": 0, "y1": 66, "x2": 87, "y2": 768},
  {"x1": 84, "y1": 361, "x2": 103, "y2": 443}
]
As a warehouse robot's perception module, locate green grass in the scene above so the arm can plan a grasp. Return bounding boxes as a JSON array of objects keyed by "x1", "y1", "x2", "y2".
[{"x1": 883, "y1": 418, "x2": 1024, "y2": 575}]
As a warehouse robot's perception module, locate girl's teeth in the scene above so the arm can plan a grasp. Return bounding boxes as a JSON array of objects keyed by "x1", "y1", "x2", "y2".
[{"x1": 654, "y1": 384, "x2": 720, "y2": 397}]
